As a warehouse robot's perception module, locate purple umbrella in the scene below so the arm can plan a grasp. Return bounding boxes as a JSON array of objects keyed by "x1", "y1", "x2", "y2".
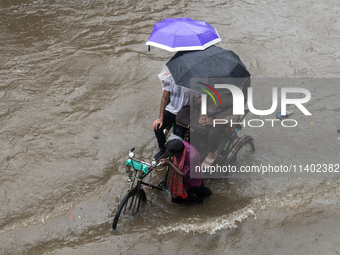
[{"x1": 146, "y1": 17, "x2": 222, "y2": 52}]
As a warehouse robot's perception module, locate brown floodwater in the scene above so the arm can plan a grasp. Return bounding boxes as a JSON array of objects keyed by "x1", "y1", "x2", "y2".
[{"x1": 0, "y1": 0, "x2": 340, "y2": 254}]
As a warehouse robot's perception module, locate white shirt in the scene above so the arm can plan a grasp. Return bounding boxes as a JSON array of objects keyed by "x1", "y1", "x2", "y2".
[{"x1": 158, "y1": 65, "x2": 190, "y2": 115}]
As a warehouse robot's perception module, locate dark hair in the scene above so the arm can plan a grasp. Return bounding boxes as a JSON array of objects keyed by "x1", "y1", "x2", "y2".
[{"x1": 165, "y1": 139, "x2": 184, "y2": 154}]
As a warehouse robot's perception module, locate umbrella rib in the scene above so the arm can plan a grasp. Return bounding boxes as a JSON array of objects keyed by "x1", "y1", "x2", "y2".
[{"x1": 173, "y1": 22, "x2": 182, "y2": 49}]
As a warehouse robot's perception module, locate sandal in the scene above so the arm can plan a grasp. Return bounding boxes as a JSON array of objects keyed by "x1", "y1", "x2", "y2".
[{"x1": 201, "y1": 157, "x2": 215, "y2": 168}]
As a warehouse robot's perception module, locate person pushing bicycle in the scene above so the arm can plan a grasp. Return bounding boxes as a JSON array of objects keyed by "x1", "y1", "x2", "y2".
[{"x1": 158, "y1": 135, "x2": 212, "y2": 203}]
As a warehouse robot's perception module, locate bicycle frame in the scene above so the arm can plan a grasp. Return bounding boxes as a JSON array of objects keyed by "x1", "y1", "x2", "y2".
[{"x1": 126, "y1": 153, "x2": 170, "y2": 192}]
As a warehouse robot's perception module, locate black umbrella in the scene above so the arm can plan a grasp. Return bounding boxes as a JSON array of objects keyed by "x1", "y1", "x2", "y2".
[{"x1": 166, "y1": 45, "x2": 250, "y2": 93}]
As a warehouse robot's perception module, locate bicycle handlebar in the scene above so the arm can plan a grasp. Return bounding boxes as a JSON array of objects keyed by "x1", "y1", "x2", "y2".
[{"x1": 127, "y1": 147, "x2": 169, "y2": 169}]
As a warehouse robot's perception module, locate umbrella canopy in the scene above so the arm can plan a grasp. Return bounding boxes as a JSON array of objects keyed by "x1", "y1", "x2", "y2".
[
  {"x1": 146, "y1": 17, "x2": 221, "y2": 52},
  {"x1": 166, "y1": 45, "x2": 250, "y2": 91}
]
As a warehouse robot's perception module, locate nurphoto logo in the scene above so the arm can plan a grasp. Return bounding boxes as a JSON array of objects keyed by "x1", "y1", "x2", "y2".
[{"x1": 198, "y1": 84, "x2": 312, "y2": 128}]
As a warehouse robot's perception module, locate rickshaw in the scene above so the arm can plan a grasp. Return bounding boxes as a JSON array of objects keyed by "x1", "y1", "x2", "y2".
[
  {"x1": 111, "y1": 107, "x2": 255, "y2": 231},
  {"x1": 111, "y1": 46, "x2": 255, "y2": 230}
]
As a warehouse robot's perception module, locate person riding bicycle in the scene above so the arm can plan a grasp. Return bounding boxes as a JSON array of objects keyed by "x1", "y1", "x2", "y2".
[
  {"x1": 152, "y1": 65, "x2": 190, "y2": 160},
  {"x1": 158, "y1": 135, "x2": 212, "y2": 203},
  {"x1": 192, "y1": 92, "x2": 238, "y2": 168}
]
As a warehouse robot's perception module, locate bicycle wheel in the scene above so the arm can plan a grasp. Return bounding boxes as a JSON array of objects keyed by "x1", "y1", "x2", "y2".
[
  {"x1": 111, "y1": 188, "x2": 146, "y2": 230},
  {"x1": 229, "y1": 138, "x2": 255, "y2": 165}
]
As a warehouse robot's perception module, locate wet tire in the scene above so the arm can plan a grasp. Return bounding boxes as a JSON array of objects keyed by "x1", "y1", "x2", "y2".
[
  {"x1": 111, "y1": 188, "x2": 146, "y2": 231},
  {"x1": 229, "y1": 138, "x2": 255, "y2": 166}
]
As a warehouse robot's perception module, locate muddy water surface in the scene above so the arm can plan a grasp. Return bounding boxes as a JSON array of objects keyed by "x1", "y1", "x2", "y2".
[{"x1": 0, "y1": 0, "x2": 340, "y2": 254}]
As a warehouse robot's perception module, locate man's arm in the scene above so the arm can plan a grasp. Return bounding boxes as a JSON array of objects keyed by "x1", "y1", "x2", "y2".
[
  {"x1": 152, "y1": 90, "x2": 170, "y2": 130},
  {"x1": 158, "y1": 158, "x2": 188, "y2": 178}
]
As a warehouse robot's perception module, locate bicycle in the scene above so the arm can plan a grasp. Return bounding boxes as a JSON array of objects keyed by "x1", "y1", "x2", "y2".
[
  {"x1": 111, "y1": 148, "x2": 170, "y2": 231},
  {"x1": 111, "y1": 117, "x2": 255, "y2": 230}
]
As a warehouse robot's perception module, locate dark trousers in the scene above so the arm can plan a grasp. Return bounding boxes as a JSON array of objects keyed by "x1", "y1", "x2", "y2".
[
  {"x1": 190, "y1": 124, "x2": 226, "y2": 154},
  {"x1": 154, "y1": 110, "x2": 187, "y2": 151},
  {"x1": 207, "y1": 125, "x2": 227, "y2": 152}
]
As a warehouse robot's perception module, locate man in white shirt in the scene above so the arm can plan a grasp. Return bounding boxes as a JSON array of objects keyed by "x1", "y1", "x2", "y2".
[{"x1": 152, "y1": 65, "x2": 190, "y2": 160}]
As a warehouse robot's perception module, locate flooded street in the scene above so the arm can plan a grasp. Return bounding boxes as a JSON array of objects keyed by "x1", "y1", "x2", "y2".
[{"x1": 0, "y1": 0, "x2": 340, "y2": 254}]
